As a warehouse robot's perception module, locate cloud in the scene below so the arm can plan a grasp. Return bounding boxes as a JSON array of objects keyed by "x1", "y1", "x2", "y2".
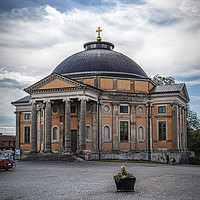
[{"x1": 0, "y1": 0, "x2": 200, "y2": 133}]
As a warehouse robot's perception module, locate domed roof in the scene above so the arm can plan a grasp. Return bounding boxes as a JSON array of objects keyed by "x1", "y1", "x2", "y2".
[{"x1": 52, "y1": 41, "x2": 148, "y2": 79}]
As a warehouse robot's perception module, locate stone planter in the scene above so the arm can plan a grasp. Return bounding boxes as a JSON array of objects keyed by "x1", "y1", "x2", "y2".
[{"x1": 115, "y1": 177, "x2": 136, "y2": 192}]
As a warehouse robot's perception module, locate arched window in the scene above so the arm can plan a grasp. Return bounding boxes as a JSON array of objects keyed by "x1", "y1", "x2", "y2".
[
  {"x1": 86, "y1": 125, "x2": 92, "y2": 142},
  {"x1": 137, "y1": 126, "x2": 145, "y2": 141},
  {"x1": 103, "y1": 125, "x2": 111, "y2": 141},
  {"x1": 52, "y1": 126, "x2": 59, "y2": 141}
]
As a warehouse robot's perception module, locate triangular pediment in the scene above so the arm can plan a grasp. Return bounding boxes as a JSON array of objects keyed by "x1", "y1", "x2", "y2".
[
  {"x1": 180, "y1": 84, "x2": 190, "y2": 101},
  {"x1": 38, "y1": 78, "x2": 76, "y2": 90},
  {"x1": 24, "y1": 73, "x2": 85, "y2": 93}
]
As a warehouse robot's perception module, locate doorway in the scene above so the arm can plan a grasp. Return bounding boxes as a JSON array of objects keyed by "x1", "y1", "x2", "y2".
[{"x1": 71, "y1": 130, "x2": 77, "y2": 153}]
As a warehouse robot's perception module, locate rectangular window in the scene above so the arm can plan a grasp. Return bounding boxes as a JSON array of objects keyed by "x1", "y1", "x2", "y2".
[
  {"x1": 158, "y1": 106, "x2": 166, "y2": 114},
  {"x1": 24, "y1": 126, "x2": 30, "y2": 143},
  {"x1": 24, "y1": 113, "x2": 31, "y2": 120},
  {"x1": 120, "y1": 105, "x2": 129, "y2": 114},
  {"x1": 120, "y1": 121, "x2": 129, "y2": 142},
  {"x1": 71, "y1": 105, "x2": 77, "y2": 114},
  {"x1": 158, "y1": 121, "x2": 166, "y2": 141}
]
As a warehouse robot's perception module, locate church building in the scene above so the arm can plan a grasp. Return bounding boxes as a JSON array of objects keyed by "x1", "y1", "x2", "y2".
[{"x1": 12, "y1": 28, "x2": 190, "y2": 163}]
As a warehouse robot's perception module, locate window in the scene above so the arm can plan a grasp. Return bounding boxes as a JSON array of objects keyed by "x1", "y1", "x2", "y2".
[
  {"x1": 71, "y1": 105, "x2": 76, "y2": 114},
  {"x1": 103, "y1": 125, "x2": 111, "y2": 141},
  {"x1": 52, "y1": 105, "x2": 59, "y2": 114},
  {"x1": 24, "y1": 126, "x2": 30, "y2": 143},
  {"x1": 52, "y1": 126, "x2": 59, "y2": 141},
  {"x1": 158, "y1": 121, "x2": 167, "y2": 141},
  {"x1": 158, "y1": 105, "x2": 166, "y2": 114},
  {"x1": 137, "y1": 126, "x2": 145, "y2": 141},
  {"x1": 120, "y1": 121, "x2": 129, "y2": 142},
  {"x1": 137, "y1": 106, "x2": 144, "y2": 114},
  {"x1": 86, "y1": 125, "x2": 92, "y2": 142},
  {"x1": 86, "y1": 104, "x2": 92, "y2": 113},
  {"x1": 24, "y1": 113, "x2": 30, "y2": 120},
  {"x1": 102, "y1": 104, "x2": 111, "y2": 113},
  {"x1": 120, "y1": 105, "x2": 129, "y2": 114}
]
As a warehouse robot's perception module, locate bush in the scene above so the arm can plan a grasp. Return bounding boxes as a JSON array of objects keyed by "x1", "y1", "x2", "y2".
[{"x1": 189, "y1": 156, "x2": 200, "y2": 165}]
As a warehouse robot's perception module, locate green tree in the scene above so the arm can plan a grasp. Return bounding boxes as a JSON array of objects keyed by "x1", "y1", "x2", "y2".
[
  {"x1": 152, "y1": 74, "x2": 175, "y2": 85},
  {"x1": 188, "y1": 131, "x2": 200, "y2": 157},
  {"x1": 186, "y1": 104, "x2": 200, "y2": 131}
]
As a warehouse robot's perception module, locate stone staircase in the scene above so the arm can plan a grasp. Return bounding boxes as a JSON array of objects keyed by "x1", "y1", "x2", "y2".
[{"x1": 21, "y1": 152, "x2": 84, "y2": 162}]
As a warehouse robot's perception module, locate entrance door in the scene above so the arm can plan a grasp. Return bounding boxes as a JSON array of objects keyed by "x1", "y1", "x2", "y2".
[{"x1": 71, "y1": 130, "x2": 77, "y2": 153}]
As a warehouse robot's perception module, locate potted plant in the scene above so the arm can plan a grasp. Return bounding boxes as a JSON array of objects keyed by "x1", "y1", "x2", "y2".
[{"x1": 113, "y1": 165, "x2": 136, "y2": 192}]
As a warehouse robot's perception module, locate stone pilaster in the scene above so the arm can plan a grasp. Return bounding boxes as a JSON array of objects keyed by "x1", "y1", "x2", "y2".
[
  {"x1": 45, "y1": 100, "x2": 52, "y2": 153},
  {"x1": 64, "y1": 99, "x2": 71, "y2": 153},
  {"x1": 184, "y1": 109, "x2": 187, "y2": 149},
  {"x1": 146, "y1": 100, "x2": 153, "y2": 157},
  {"x1": 31, "y1": 102, "x2": 37, "y2": 153},
  {"x1": 172, "y1": 103, "x2": 178, "y2": 149},
  {"x1": 92, "y1": 102, "x2": 98, "y2": 150},
  {"x1": 79, "y1": 97, "x2": 87, "y2": 151},
  {"x1": 130, "y1": 103, "x2": 136, "y2": 150},
  {"x1": 113, "y1": 102, "x2": 119, "y2": 150},
  {"x1": 15, "y1": 111, "x2": 20, "y2": 149},
  {"x1": 38, "y1": 107, "x2": 41, "y2": 152}
]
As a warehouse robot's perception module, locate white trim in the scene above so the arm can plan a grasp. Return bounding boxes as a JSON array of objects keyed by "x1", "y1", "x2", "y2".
[
  {"x1": 102, "y1": 104, "x2": 111, "y2": 113},
  {"x1": 137, "y1": 105, "x2": 145, "y2": 115},
  {"x1": 137, "y1": 125, "x2": 145, "y2": 142},
  {"x1": 86, "y1": 124, "x2": 92, "y2": 142},
  {"x1": 157, "y1": 120, "x2": 168, "y2": 141},
  {"x1": 119, "y1": 104, "x2": 130, "y2": 114},
  {"x1": 23, "y1": 112, "x2": 31, "y2": 121},
  {"x1": 157, "y1": 105, "x2": 167, "y2": 115},
  {"x1": 52, "y1": 105, "x2": 59, "y2": 115},
  {"x1": 23, "y1": 125, "x2": 31, "y2": 144},
  {"x1": 119, "y1": 120, "x2": 130, "y2": 142},
  {"x1": 51, "y1": 125, "x2": 59, "y2": 142},
  {"x1": 102, "y1": 124, "x2": 112, "y2": 142}
]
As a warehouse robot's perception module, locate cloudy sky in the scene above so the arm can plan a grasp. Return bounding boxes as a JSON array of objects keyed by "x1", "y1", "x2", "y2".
[{"x1": 0, "y1": 0, "x2": 200, "y2": 135}]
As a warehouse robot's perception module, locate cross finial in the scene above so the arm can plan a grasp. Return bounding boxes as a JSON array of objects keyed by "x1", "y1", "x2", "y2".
[{"x1": 96, "y1": 27, "x2": 102, "y2": 41}]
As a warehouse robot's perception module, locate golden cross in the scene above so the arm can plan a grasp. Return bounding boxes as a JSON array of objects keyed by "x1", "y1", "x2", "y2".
[{"x1": 96, "y1": 27, "x2": 102, "y2": 41}]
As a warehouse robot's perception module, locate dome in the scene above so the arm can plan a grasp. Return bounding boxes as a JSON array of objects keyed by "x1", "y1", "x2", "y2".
[{"x1": 52, "y1": 41, "x2": 148, "y2": 79}]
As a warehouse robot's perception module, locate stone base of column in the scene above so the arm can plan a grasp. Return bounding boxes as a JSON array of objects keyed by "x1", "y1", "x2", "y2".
[
  {"x1": 44, "y1": 150, "x2": 52, "y2": 153},
  {"x1": 30, "y1": 150, "x2": 38, "y2": 154},
  {"x1": 63, "y1": 150, "x2": 72, "y2": 154}
]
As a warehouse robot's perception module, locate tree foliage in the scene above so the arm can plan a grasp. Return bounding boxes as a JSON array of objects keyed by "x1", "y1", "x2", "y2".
[
  {"x1": 152, "y1": 74, "x2": 175, "y2": 85},
  {"x1": 186, "y1": 104, "x2": 200, "y2": 131},
  {"x1": 188, "y1": 131, "x2": 200, "y2": 157}
]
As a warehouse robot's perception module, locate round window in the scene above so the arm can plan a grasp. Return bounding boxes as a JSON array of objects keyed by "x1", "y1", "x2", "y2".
[
  {"x1": 102, "y1": 104, "x2": 111, "y2": 113},
  {"x1": 52, "y1": 105, "x2": 59, "y2": 114},
  {"x1": 86, "y1": 104, "x2": 92, "y2": 113},
  {"x1": 137, "y1": 106, "x2": 144, "y2": 114}
]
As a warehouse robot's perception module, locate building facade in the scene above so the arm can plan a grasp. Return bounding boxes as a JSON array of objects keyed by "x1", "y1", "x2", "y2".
[{"x1": 12, "y1": 31, "x2": 190, "y2": 162}]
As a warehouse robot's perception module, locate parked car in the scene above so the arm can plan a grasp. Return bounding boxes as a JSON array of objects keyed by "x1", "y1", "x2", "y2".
[{"x1": 0, "y1": 158, "x2": 14, "y2": 171}]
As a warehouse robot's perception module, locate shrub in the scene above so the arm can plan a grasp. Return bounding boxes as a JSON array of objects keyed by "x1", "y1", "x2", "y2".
[{"x1": 189, "y1": 156, "x2": 200, "y2": 165}]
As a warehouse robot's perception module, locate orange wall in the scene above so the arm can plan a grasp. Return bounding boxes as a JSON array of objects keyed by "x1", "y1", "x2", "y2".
[
  {"x1": 100, "y1": 78, "x2": 113, "y2": 90},
  {"x1": 102, "y1": 143, "x2": 112, "y2": 150},
  {"x1": 134, "y1": 81, "x2": 148, "y2": 92},
  {"x1": 117, "y1": 79, "x2": 131, "y2": 91},
  {"x1": 83, "y1": 78, "x2": 95, "y2": 87}
]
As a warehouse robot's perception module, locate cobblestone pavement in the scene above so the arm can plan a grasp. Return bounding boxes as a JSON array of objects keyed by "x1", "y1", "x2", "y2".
[{"x1": 0, "y1": 161, "x2": 200, "y2": 200}]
